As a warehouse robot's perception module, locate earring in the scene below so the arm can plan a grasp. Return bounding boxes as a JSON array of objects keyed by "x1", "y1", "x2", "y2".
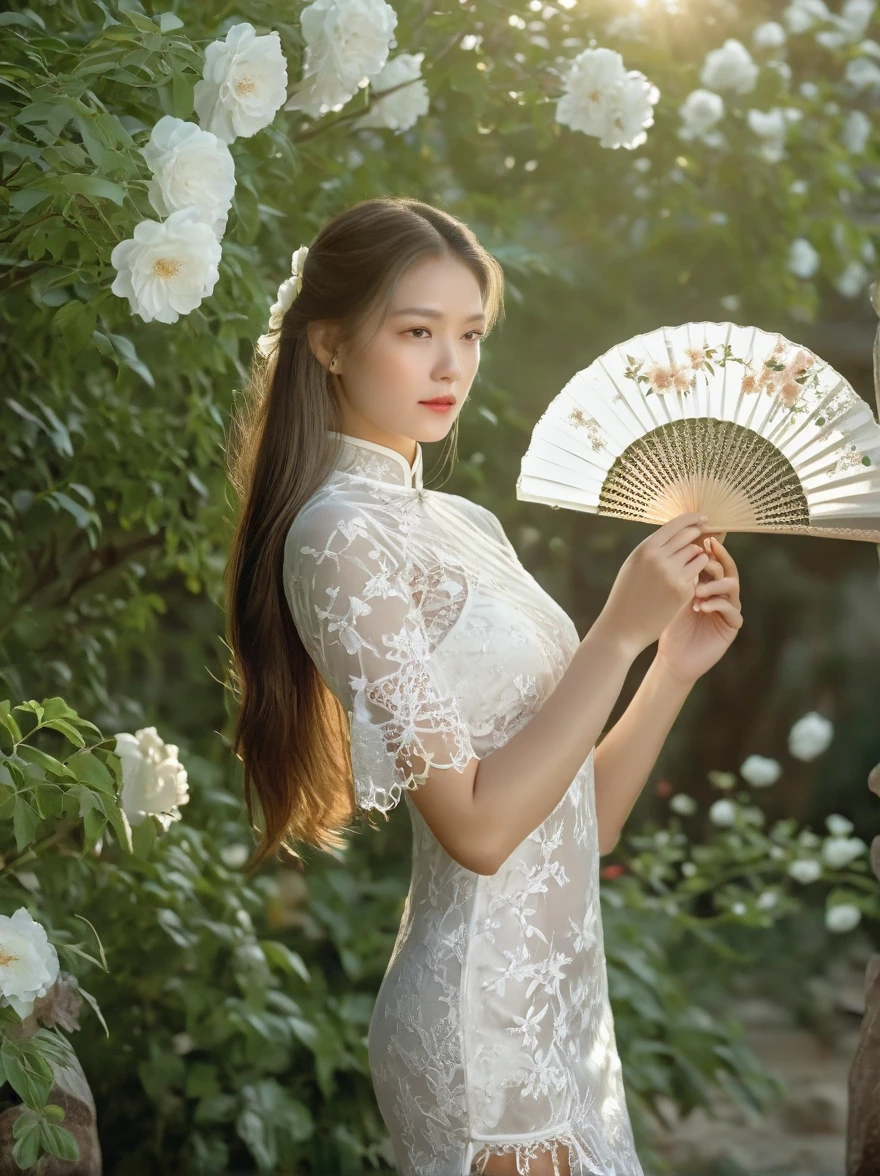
[{"x1": 329, "y1": 352, "x2": 338, "y2": 372}]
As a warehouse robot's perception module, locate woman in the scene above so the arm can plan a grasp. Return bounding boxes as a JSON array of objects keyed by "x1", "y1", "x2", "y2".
[{"x1": 225, "y1": 196, "x2": 743, "y2": 1176}]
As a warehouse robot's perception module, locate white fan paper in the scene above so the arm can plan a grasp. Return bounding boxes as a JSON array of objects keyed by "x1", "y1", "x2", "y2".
[{"x1": 516, "y1": 321, "x2": 880, "y2": 542}]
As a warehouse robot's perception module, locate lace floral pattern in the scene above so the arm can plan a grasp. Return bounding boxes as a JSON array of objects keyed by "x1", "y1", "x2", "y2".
[{"x1": 283, "y1": 433, "x2": 644, "y2": 1176}]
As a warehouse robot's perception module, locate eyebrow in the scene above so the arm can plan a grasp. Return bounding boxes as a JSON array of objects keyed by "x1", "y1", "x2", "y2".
[{"x1": 391, "y1": 306, "x2": 487, "y2": 324}]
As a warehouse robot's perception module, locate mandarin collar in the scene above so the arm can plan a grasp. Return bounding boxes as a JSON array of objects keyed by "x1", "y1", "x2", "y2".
[{"x1": 328, "y1": 431, "x2": 424, "y2": 492}]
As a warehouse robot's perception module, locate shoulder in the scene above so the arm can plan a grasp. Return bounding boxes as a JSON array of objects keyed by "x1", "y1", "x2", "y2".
[
  {"x1": 437, "y1": 490, "x2": 504, "y2": 537},
  {"x1": 440, "y1": 492, "x2": 514, "y2": 556},
  {"x1": 285, "y1": 482, "x2": 407, "y2": 570}
]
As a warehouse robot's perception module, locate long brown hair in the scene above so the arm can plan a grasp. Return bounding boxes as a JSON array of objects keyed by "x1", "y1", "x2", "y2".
[{"x1": 224, "y1": 197, "x2": 505, "y2": 874}]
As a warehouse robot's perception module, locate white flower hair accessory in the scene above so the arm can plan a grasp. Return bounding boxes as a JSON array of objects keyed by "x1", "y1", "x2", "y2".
[{"x1": 257, "y1": 244, "x2": 309, "y2": 357}]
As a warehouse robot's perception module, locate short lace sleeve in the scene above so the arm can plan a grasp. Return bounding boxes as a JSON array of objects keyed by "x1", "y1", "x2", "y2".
[{"x1": 283, "y1": 499, "x2": 477, "y2": 814}]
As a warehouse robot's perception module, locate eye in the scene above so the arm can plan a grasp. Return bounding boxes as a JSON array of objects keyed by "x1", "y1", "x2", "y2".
[{"x1": 405, "y1": 328, "x2": 485, "y2": 340}]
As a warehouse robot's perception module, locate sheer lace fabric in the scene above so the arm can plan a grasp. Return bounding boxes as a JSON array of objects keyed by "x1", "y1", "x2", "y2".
[{"x1": 283, "y1": 432, "x2": 644, "y2": 1176}]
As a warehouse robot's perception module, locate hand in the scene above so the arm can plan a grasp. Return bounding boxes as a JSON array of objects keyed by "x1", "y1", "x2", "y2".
[
  {"x1": 655, "y1": 533, "x2": 743, "y2": 684},
  {"x1": 597, "y1": 512, "x2": 713, "y2": 660}
]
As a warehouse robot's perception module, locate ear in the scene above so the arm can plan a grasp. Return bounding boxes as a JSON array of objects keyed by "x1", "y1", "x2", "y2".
[{"x1": 306, "y1": 320, "x2": 341, "y2": 369}]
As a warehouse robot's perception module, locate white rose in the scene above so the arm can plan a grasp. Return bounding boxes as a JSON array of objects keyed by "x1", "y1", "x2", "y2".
[
  {"x1": 826, "y1": 813, "x2": 855, "y2": 837},
  {"x1": 709, "y1": 799, "x2": 737, "y2": 826},
  {"x1": 556, "y1": 48, "x2": 659, "y2": 150},
  {"x1": 194, "y1": 22, "x2": 288, "y2": 144},
  {"x1": 788, "y1": 711, "x2": 834, "y2": 760},
  {"x1": 788, "y1": 858, "x2": 822, "y2": 883},
  {"x1": 821, "y1": 0, "x2": 877, "y2": 46},
  {"x1": 700, "y1": 39, "x2": 759, "y2": 94},
  {"x1": 846, "y1": 54, "x2": 880, "y2": 88},
  {"x1": 788, "y1": 238, "x2": 821, "y2": 278},
  {"x1": 826, "y1": 902, "x2": 861, "y2": 932},
  {"x1": 670, "y1": 793, "x2": 697, "y2": 815},
  {"x1": 835, "y1": 259, "x2": 870, "y2": 297},
  {"x1": 221, "y1": 844, "x2": 250, "y2": 868},
  {"x1": 753, "y1": 21, "x2": 788, "y2": 49},
  {"x1": 0, "y1": 908, "x2": 60, "y2": 1020},
  {"x1": 746, "y1": 107, "x2": 790, "y2": 163},
  {"x1": 286, "y1": 0, "x2": 398, "y2": 119},
  {"x1": 353, "y1": 52, "x2": 429, "y2": 132},
  {"x1": 600, "y1": 71, "x2": 660, "y2": 150},
  {"x1": 114, "y1": 725, "x2": 190, "y2": 831},
  {"x1": 110, "y1": 207, "x2": 222, "y2": 325},
  {"x1": 783, "y1": 0, "x2": 831, "y2": 35},
  {"x1": 678, "y1": 89, "x2": 725, "y2": 141},
  {"x1": 739, "y1": 753, "x2": 783, "y2": 787},
  {"x1": 555, "y1": 47, "x2": 627, "y2": 138},
  {"x1": 141, "y1": 116, "x2": 236, "y2": 240},
  {"x1": 822, "y1": 836, "x2": 868, "y2": 868},
  {"x1": 768, "y1": 60, "x2": 793, "y2": 82}
]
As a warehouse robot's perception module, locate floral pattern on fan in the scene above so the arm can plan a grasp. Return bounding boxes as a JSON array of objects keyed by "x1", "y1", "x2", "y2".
[
  {"x1": 517, "y1": 320, "x2": 880, "y2": 542},
  {"x1": 624, "y1": 335, "x2": 837, "y2": 415}
]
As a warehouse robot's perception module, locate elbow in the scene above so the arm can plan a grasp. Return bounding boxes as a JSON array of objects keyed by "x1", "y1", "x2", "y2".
[
  {"x1": 461, "y1": 847, "x2": 502, "y2": 876},
  {"x1": 599, "y1": 833, "x2": 620, "y2": 857}
]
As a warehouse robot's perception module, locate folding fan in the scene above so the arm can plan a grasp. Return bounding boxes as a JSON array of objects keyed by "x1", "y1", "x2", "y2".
[{"x1": 516, "y1": 321, "x2": 880, "y2": 543}]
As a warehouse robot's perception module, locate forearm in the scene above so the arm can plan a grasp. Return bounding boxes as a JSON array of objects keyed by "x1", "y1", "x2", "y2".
[
  {"x1": 471, "y1": 616, "x2": 636, "y2": 869},
  {"x1": 592, "y1": 656, "x2": 695, "y2": 854}
]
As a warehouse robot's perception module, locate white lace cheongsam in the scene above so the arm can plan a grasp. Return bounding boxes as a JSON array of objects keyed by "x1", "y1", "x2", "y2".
[{"x1": 283, "y1": 432, "x2": 644, "y2": 1176}]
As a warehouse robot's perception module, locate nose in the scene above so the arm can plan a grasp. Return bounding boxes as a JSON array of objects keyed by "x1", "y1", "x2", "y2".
[{"x1": 435, "y1": 341, "x2": 463, "y2": 381}]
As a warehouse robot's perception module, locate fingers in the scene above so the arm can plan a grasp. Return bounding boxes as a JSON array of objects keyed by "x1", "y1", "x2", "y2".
[
  {"x1": 707, "y1": 536, "x2": 737, "y2": 579},
  {"x1": 696, "y1": 596, "x2": 744, "y2": 628},
  {"x1": 695, "y1": 575, "x2": 740, "y2": 604},
  {"x1": 654, "y1": 514, "x2": 709, "y2": 554},
  {"x1": 661, "y1": 523, "x2": 708, "y2": 556},
  {"x1": 698, "y1": 546, "x2": 725, "y2": 581}
]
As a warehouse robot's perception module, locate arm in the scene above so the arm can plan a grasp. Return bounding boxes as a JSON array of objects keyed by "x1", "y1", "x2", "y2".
[
  {"x1": 592, "y1": 657, "x2": 694, "y2": 856},
  {"x1": 459, "y1": 620, "x2": 636, "y2": 870}
]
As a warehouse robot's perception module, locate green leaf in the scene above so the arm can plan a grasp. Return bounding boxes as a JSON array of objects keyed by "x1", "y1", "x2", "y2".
[
  {"x1": 13, "y1": 794, "x2": 40, "y2": 851},
  {"x1": 9, "y1": 188, "x2": 53, "y2": 214},
  {"x1": 41, "y1": 719, "x2": 86, "y2": 748},
  {"x1": 260, "y1": 940, "x2": 310, "y2": 984},
  {"x1": 68, "y1": 983, "x2": 109, "y2": 1039},
  {"x1": 11, "y1": 1110, "x2": 42, "y2": 1169},
  {"x1": 117, "y1": 1, "x2": 158, "y2": 34},
  {"x1": 0, "y1": 11, "x2": 46, "y2": 28},
  {"x1": 52, "y1": 300, "x2": 98, "y2": 358},
  {"x1": 60, "y1": 174, "x2": 125, "y2": 207},
  {"x1": 68, "y1": 751, "x2": 115, "y2": 796},
  {"x1": 82, "y1": 803, "x2": 105, "y2": 851},
  {"x1": 104, "y1": 331, "x2": 155, "y2": 388},
  {"x1": 16, "y1": 744, "x2": 76, "y2": 780},
  {"x1": 40, "y1": 1121, "x2": 80, "y2": 1162},
  {"x1": 171, "y1": 71, "x2": 194, "y2": 119},
  {"x1": 1, "y1": 1040, "x2": 54, "y2": 1109}
]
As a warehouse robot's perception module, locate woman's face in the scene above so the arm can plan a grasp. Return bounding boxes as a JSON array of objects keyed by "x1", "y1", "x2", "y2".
[{"x1": 334, "y1": 253, "x2": 486, "y2": 460}]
